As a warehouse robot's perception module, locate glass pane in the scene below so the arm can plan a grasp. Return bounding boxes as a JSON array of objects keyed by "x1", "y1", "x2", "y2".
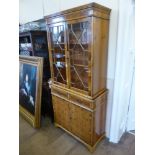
[
  {"x1": 33, "y1": 36, "x2": 48, "y2": 53},
  {"x1": 68, "y1": 21, "x2": 89, "y2": 91},
  {"x1": 19, "y1": 36, "x2": 33, "y2": 56},
  {"x1": 50, "y1": 24, "x2": 67, "y2": 85}
]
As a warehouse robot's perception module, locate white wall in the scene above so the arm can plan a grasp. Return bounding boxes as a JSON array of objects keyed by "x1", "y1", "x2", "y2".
[
  {"x1": 19, "y1": 0, "x2": 119, "y2": 140},
  {"x1": 126, "y1": 70, "x2": 135, "y2": 131},
  {"x1": 19, "y1": 0, "x2": 44, "y2": 24},
  {"x1": 109, "y1": 0, "x2": 135, "y2": 143}
]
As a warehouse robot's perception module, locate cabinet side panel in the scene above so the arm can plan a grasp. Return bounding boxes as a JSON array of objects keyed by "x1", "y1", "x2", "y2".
[
  {"x1": 93, "y1": 92, "x2": 107, "y2": 145},
  {"x1": 92, "y1": 18, "x2": 109, "y2": 96}
]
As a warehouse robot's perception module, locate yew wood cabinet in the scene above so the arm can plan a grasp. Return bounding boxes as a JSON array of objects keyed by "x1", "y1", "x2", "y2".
[{"x1": 45, "y1": 3, "x2": 111, "y2": 152}]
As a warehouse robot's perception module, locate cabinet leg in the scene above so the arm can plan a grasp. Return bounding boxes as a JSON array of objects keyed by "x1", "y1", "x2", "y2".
[
  {"x1": 54, "y1": 123, "x2": 58, "y2": 128},
  {"x1": 87, "y1": 145, "x2": 95, "y2": 153}
]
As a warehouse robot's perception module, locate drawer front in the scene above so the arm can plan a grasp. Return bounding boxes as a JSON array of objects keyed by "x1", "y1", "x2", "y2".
[
  {"x1": 51, "y1": 87, "x2": 68, "y2": 100},
  {"x1": 70, "y1": 95, "x2": 94, "y2": 109}
]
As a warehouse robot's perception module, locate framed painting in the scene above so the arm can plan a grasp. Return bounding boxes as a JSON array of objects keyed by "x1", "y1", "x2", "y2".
[{"x1": 19, "y1": 55, "x2": 43, "y2": 128}]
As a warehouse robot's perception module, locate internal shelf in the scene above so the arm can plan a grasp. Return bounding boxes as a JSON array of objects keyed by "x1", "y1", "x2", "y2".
[
  {"x1": 71, "y1": 64, "x2": 88, "y2": 68},
  {"x1": 53, "y1": 53, "x2": 65, "y2": 58}
]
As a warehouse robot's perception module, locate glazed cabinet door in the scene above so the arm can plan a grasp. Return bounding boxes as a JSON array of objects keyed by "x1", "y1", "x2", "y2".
[
  {"x1": 52, "y1": 95, "x2": 70, "y2": 131},
  {"x1": 67, "y1": 18, "x2": 92, "y2": 94},
  {"x1": 69, "y1": 103, "x2": 92, "y2": 144},
  {"x1": 47, "y1": 22, "x2": 68, "y2": 87}
]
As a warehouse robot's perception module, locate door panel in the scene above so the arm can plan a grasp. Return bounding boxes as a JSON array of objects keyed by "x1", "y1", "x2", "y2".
[
  {"x1": 67, "y1": 19, "x2": 91, "y2": 92},
  {"x1": 52, "y1": 95, "x2": 70, "y2": 131},
  {"x1": 49, "y1": 22, "x2": 67, "y2": 85},
  {"x1": 69, "y1": 103, "x2": 92, "y2": 144}
]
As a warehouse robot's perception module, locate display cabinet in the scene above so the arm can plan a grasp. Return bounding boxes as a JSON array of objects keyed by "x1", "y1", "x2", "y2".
[
  {"x1": 19, "y1": 31, "x2": 53, "y2": 118},
  {"x1": 19, "y1": 31, "x2": 50, "y2": 80},
  {"x1": 45, "y1": 3, "x2": 111, "y2": 152}
]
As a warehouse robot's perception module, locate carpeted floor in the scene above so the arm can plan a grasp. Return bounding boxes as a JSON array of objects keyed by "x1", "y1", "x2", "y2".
[{"x1": 19, "y1": 115, "x2": 135, "y2": 155}]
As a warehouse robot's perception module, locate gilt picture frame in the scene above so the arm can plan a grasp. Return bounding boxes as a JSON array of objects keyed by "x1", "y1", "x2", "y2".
[{"x1": 19, "y1": 56, "x2": 43, "y2": 128}]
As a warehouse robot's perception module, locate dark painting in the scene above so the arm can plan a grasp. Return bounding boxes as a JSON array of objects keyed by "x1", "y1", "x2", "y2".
[{"x1": 19, "y1": 63, "x2": 37, "y2": 115}]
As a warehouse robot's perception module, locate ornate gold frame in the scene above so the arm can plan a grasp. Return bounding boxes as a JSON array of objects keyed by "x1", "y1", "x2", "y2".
[{"x1": 19, "y1": 56, "x2": 43, "y2": 128}]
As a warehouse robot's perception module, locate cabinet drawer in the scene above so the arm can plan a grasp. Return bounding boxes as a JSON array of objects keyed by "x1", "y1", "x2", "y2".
[
  {"x1": 70, "y1": 95, "x2": 94, "y2": 109},
  {"x1": 51, "y1": 87, "x2": 68, "y2": 99}
]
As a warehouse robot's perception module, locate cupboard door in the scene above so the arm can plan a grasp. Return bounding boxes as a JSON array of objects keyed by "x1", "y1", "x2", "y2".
[
  {"x1": 67, "y1": 18, "x2": 92, "y2": 93},
  {"x1": 69, "y1": 103, "x2": 92, "y2": 144},
  {"x1": 48, "y1": 22, "x2": 68, "y2": 86},
  {"x1": 52, "y1": 95, "x2": 70, "y2": 131}
]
